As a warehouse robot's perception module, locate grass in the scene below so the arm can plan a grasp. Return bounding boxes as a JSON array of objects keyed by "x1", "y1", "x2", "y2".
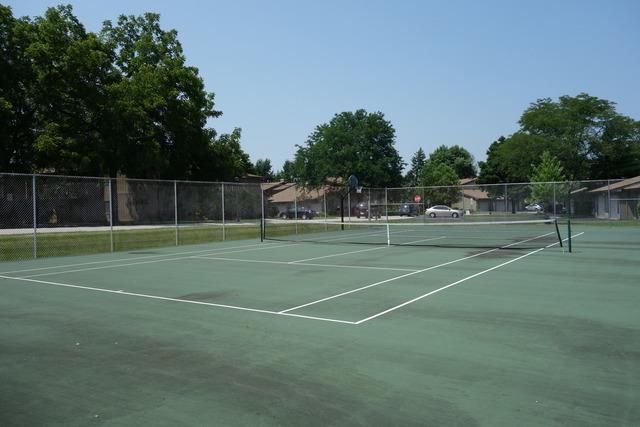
[{"x1": 0, "y1": 224, "x2": 260, "y2": 261}]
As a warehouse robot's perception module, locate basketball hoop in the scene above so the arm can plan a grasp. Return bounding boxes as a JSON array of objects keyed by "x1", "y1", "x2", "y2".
[
  {"x1": 347, "y1": 175, "x2": 359, "y2": 190},
  {"x1": 356, "y1": 186, "x2": 363, "y2": 194}
]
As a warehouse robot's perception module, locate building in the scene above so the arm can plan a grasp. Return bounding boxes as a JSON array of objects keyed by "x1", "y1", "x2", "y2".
[{"x1": 588, "y1": 176, "x2": 640, "y2": 220}]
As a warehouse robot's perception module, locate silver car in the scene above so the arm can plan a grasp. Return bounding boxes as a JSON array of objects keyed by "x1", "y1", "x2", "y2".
[{"x1": 425, "y1": 205, "x2": 463, "y2": 218}]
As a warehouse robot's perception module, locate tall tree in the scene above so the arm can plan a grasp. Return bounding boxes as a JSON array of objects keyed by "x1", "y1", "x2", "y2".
[
  {"x1": 0, "y1": 5, "x2": 258, "y2": 181},
  {"x1": 519, "y1": 93, "x2": 640, "y2": 179},
  {"x1": 426, "y1": 145, "x2": 477, "y2": 178},
  {"x1": 420, "y1": 162, "x2": 460, "y2": 206},
  {"x1": 207, "y1": 128, "x2": 254, "y2": 181},
  {"x1": 100, "y1": 12, "x2": 222, "y2": 179},
  {"x1": 293, "y1": 109, "x2": 404, "y2": 187},
  {"x1": 405, "y1": 148, "x2": 426, "y2": 186},
  {"x1": 529, "y1": 151, "x2": 567, "y2": 209},
  {"x1": 477, "y1": 134, "x2": 551, "y2": 212},
  {"x1": 275, "y1": 159, "x2": 300, "y2": 182},
  {"x1": 254, "y1": 158, "x2": 274, "y2": 180},
  {"x1": 0, "y1": 5, "x2": 36, "y2": 172}
]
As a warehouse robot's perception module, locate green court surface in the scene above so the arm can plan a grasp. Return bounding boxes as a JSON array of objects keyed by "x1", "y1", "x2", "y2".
[{"x1": 1, "y1": 224, "x2": 639, "y2": 426}]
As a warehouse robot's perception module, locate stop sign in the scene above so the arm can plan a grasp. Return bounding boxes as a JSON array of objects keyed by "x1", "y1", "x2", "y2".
[{"x1": 414, "y1": 194, "x2": 422, "y2": 203}]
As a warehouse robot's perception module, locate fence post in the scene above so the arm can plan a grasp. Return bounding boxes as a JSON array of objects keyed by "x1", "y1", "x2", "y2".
[
  {"x1": 347, "y1": 192, "x2": 351, "y2": 222},
  {"x1": 504, "y1": 184, "x2": 508, "y2": 213},
  {"x1": 221, "y1": 183, "x2": 225, "y2": 241},
  {"x1": 553, "y1": 183, "x2": 557, "y2": 216},
  {"x1": 174, "y1": 180, "x2": 178, "y2": 245},
  {"x1": 385, "y1": 187, "x2": 388, "y2": 221},
  {"x1": 323, "y1": 191, "x2": 327, "y2": 230},
  {"x1": 32, "y1": 174, "x2": 37, "y2": 259},
  {"x1": 607, "y1": 179, "x2": 611, "y2": 218},
  {"x1": 368, "y1": 188, "x2": 371, "y2": 221},
  {"x1": 260, "y1": 187, "x2": 265, "y2": 241},
  {"x1": 108, "y1": 178, "x2": 114, "y2": 252},
  {"x1": 294, "y1": 185, "x2": 298, "y2": 234}
]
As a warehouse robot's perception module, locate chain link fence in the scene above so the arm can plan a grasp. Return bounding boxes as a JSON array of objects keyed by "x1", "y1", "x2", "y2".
[
  {"x1": 263, "y1": 178, "x2": 639, "y2": 223},
  {"x1": 1, "y1": 173, "x2": 262, "y2": 261},
  {"x1": 3, "y1": 173, "x2": 639, "y2": 261}
]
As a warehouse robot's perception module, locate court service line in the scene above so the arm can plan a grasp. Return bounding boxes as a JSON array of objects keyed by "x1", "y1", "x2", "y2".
[
  {"x1": 355, "y1": 232, "x2": 585, "y2": 324},
  {"x1": 19, "y1": 243, "x2": 298, "y2": 279},
  {"x1": 190, "y1": 256, "x2": 419, "y2": 272},
  {"x1": 296, "y1": 225, "x2": 421, "y2": 244},
  {"x1": 0, "y1": 274, "x2": 357, "y2": 325},
  {"x1": 0, "y1": 241, "x2": 278, "y2": 275},
  {"x1": 287, "y1": 236, "x2": 446, "y2": 264},
  {"x1": 278, "y1": 231, "x2": 555, "y2": 314}
]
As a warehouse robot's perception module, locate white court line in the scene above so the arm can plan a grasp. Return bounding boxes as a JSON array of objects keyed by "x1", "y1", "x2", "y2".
[
  {"x1": 19, "y1": 243, "x2": 297, "y2": 279},
  {"x1": 288, "y1": 246, "x2": 387, "y2": 263},
  {"x1": 190, "y1": 256, "x2": 419, "y2": 272},
  {"x1": 0, "y1": 274, "x2": 357, "y2": 325},
  {"x1": 0, "y1": 241, "x2": 276, "y2": 275},
  {"x1": 277, "y1": 224, "x2": 419, "y2": 245},
  {"x1": 354, "y1": 232, "x2": 585, "y2": 324},
  {"x1": 278, "y1": 232, "x2": 555, "y2": 314},
  {"x1": 287, "y1": 236, "x2": 446, "y2": 264}
]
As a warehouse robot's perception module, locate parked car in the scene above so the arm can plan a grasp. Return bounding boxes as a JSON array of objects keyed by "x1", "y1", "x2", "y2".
[
  {"x1": 279, "y1": 207, "x2": 315, "y2": 220},
  {"x1": 525, "y1": 203, "x2": 543, "y2": 212},
  {"x1": 425, "y1": 205, "x2": 463, "y2": 218},
  {"x1": 354, "y1": 203, "x2": 382, "y2": 219},
  {"x1": 398, "y1": 204, "x2": 419, "y2": 217}
]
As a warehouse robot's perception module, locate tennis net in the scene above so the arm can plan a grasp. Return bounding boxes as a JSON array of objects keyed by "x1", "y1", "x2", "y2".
[{"x1": 262, "y1": 218, "x2": 564, "y2": 249}]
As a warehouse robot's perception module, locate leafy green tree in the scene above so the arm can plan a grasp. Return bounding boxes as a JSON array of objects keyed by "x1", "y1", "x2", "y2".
[
  {"x1": 529, "y1": 151, "x2": 567, "y2": 209},
  {"x1": 477, "y1": 134, "x2": 552, "y2": 212},
  {"x1": 519, "y1": 93, "x2": 640, "y2": 179},
  {"x1": 275, "y1": 159, "x2": 300, "y2": 182},
  {"x1": 254, "y1": 158, "x2": 274, "y2": 180},
  {"x1": 100, "y1": 12, "x2": 222, "y2": 179},
  {"x1": 420, "y1": 162, "x2": 460, "y2": 206},
  {"x1": 0, "y1": 5, "x2": 117, "y2": 175},
  {"x1": 0, "y1": 5, "x2": 257, "y2": 181},
  {"x1": 293, "y1": 109, "x2": 404, "y2": 187},
  {"x1": 426, "y1": 145, "x2": 477, "y2": 178},
  {"x1": 208, "y1": 128, "x2": 254, "y2": 181},
  {"x1": 0, "y1": 6, "x2": 36, "y2": 172},
  {"x1": 404, "y1": 148, "x2": 426, "y2": 186}
]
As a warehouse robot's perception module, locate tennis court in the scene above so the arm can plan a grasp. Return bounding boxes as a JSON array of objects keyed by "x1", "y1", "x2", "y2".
[{"x1": 1, "y1": 220, "x2": 639, "y2": 425}]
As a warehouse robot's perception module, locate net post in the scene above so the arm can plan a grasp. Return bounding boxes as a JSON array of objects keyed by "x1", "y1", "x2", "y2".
[
  {"x1": 567, "y1": 219, "x2": 572, "y2": 253},
  {"x1": 221, "y1": 183, "x2": 225, "y2": 241},
  {"x1": 174, "y1": 180, "x2": 178, "y2": 246},
  {"x1": 32, "y1": 174, "x2": 37, "y2": 259},
  {"x1": 386, "y1": 223, "x2": 391, "y2": 246},
  {"x1": 108, "y1": 178, "x2": 114, "y2": 252},
  {"x1": 260, "y1": 187, "x2": 265, "y2": 242},
  {"x1": 554, "y1": 219, "x2": 563, "y2": 248}
]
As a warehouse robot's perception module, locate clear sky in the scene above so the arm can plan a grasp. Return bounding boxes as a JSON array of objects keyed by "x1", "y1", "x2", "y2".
[{"x1": 8, "y1": 0, "x2": 640, "y2": 172}]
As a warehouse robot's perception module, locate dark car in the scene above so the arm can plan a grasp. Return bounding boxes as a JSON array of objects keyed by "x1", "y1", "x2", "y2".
[
  {"x1": 354, "y1": 203, "x2": 382, "y2": 219},
  {"x1": 279, "y1": 207, "x2": 315, "y2": 220},
  {"x1": 398, "y1": 204, "x2": 419, "y2": 217}
]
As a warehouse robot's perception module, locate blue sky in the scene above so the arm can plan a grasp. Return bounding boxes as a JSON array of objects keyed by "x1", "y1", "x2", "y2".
[{"x1": 8, "y1": 0, "x2": 640, "y2": 172}]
